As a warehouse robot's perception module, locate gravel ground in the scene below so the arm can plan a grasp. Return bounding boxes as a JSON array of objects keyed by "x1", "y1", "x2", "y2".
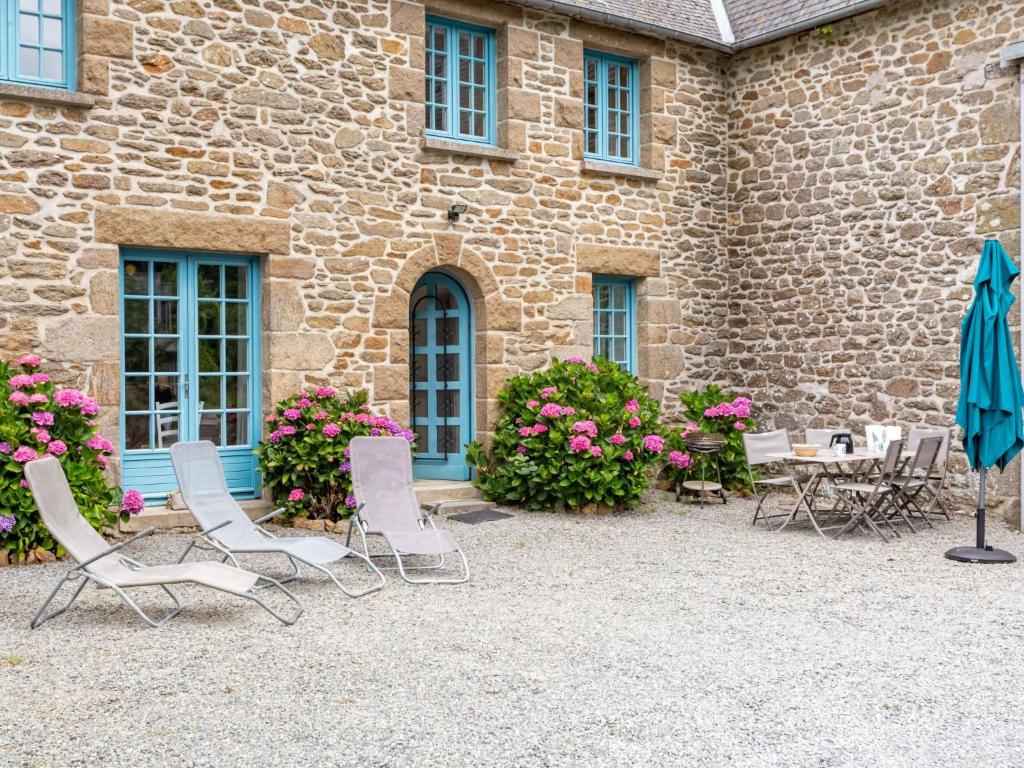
[{"x1": 2, "y1": 497, "x2": 1024, "y2": 768}]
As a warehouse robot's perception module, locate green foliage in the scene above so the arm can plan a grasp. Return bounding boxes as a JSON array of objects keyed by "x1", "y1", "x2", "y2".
[
  {"x1": 254, "y1": 387, "x2": 415, "y2": 521},
  {"x1": 817, "y1": 24, "x2": 836, "y2": 44},
  {"x1": 0, "y1": 357, "x2": 124, "y2": 560},
  {"x1": 664, "y1": 384, "x2": 757, "y2": 492},
  {"x1": 468, "y1": 357, "x2": 665, "y2": 511}
]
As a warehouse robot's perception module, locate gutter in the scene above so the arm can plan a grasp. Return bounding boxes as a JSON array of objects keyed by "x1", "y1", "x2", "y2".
[
  {"x1": 730, "y1": 0, "x2": 893, "y2": 51},
  {"x1": 494, "y1": 0, "x2": 733, "y2": 53}
]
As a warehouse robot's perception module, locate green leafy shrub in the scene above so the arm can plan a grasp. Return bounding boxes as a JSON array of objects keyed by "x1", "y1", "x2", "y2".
[
  {"x1": 255, "y1": 387, "x2": 415, "y2": 522},
  {"x1": 467, "y1": 357, "x2": 665, "y2": 511},
  {"x1": 663, "y1": 384, "x2": 757, "y2": 492},
  {"x1": 0, "y1": 355, "x2": 136, "y2": 561}
]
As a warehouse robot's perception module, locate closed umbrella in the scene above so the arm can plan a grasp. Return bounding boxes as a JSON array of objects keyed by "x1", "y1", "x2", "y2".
[{"x1": 946, "y1": 239, "x2": 1022, "y2": 564}]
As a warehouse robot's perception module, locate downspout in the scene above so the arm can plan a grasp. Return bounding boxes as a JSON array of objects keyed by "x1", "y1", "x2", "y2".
[{"x1": 1002, "y1": 41, "x2": 1024, "y2": 530}]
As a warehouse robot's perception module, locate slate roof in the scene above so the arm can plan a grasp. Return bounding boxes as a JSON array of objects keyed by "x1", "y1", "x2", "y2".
[
  {"x1": 722, "y1": 0, "x2": 874, "y2": 44},
  {"x1": 571, "y1": 0, "x2": 721, "y2": 42}
]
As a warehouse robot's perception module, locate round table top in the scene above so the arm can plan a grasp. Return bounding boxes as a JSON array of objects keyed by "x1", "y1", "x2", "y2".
[{"x1": 682, "y1": 480, "x2": 723, "y2": 492}]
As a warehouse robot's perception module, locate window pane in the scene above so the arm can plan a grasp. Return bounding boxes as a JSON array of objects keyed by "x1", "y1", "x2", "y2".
[
  {"x1": 436, "y1": 317, "x2": 459, "y2": 345},
  {"x1": 225, "y1": 339, "x2": 248, "y2": 372},
  {"x1": 42, "y1": 0, "x2": 61, "y2": 14},
  {"x1": 155, "y1": 407, "x2": 181, "y2": 449},
  {"x1": 436, "y1": 425, "x2": 460, "y2": 454},
  {"x1": 197, "y1": 264, "x2": 220, "y2": 298},
  {"x1": 153, "y1": 300, "x2": 178, "y2": 335},
  {"x1": 436, "y1": 353, "x2": 459, "y2": 381},
  {"x1": 124, "y1": 377, "x2": 150, "y2": 412},
  {"x1": 154, "y1": 339, "x2": 178, "y2": 372},
  {"x1": 124, "y1": 299, "x2": 149, "y2": 334},
  {"x1": 224, "y1": 266, "x2": 247, "y2": 299},
  {"x1": 125, "y1": 414, "x2": 151, "y2": 450},
  {"x1": 20, "y1": 0, "x2": 40, "y2": 10},
  {"x1": 438, "y1": 389, "x2": 460, "y2": 418},
  {"x1": 19, "y1": 47, "x2": 40, "y2": 78},
  {"x1": 153, "y1": 262, "x2": 177, "y2": 296},
  {"x1": 199, "y1": 375, "x2": 222, "y2": 410},
  {"x1": 42, "y1": 17, "x2": 60, "y2": 47},
  {"x1": 413, "y1": 355, "x2": 428, "y2": 382},
  {"x1": 199, "y1": 412, "x2": 223, "y2": 445},
  {"x1": 226, "y1": 413, "x2": 249, "y2": 446},
  {"x1": 198, "y1": 302, "x2": 220, "y2": 336},
  {"x1": 123, "y1": 261, "x2": 149, "y2": 296},
  {"x1": 199, "y1": 339, "x2": 221, "y2": 372},
  {"x1": 226, "y1": 376, "x2": 248, "y2": 409},
  {"x1": 154, "y1": 376, "x2": 178, "y2": 407},
  {"x1": 224, "y1": 302, "x2": 247, "y2": 336},
  {"x1": 414, "y1": 423, "x2": 429, "y2": 449},
  {"x1": 19, "y1": 14, "x2": 39, "y2": 45},
  {"x1": 124, "y1": 338, "x2": 149, "y2": 373}
]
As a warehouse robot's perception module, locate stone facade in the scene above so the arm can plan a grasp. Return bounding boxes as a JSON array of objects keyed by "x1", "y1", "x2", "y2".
[
  {"x1": 0, "y1": 0, "x2": 731, "y2": 483},
  {"x1": 724, "y1": 0, "x2": 1024, "y2": 499}
]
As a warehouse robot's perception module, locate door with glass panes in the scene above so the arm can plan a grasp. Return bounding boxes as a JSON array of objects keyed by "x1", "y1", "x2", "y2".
[{"x1": 120, "y1": 251, "x2": 260, "y2": 500}]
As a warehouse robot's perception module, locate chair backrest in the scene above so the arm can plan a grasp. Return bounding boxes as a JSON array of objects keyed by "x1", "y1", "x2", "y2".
[
  {"x1": 908, "y1": 436, "x2": 943, "y2": 476},
  {"x1": 906, "y1": 427, "x2": 950, "y2": 465},
  {"x1": 878, "y1": 438, "x2": 905, "y2": 480},
  {"x1": 349, "y1": 436, "x2": 422, "y2": 534},
  {"x1": 24, "y1": 456, "x2": 111, "y2": 567},
  {"x1": 156, "y1": 401, "x2": 179, "y2": 449},
  {"x1": 170, "y1": 441, "x2": 256, "y2": 545},
  {"x1": 805, "y1": 428, "x2": 843, "y2": 446},
  {"x1": 742, "y1": 429, "x2": 791, "y2": 467}
]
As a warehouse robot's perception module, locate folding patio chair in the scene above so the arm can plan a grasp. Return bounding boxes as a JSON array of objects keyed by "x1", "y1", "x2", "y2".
[
  {"x1": 831, "y1": 439, "x2": 910, "y2": 542},
  {"x1": 742, "y1": 429, "x2": 801, "y2": 530},
  {"x1": 887, "y1": 435, "x2": 945, "y2": 528},
  {"x1": 347, "y1": 436, "x2": 469, "y2": 584},
  {"x1": 171, "y1": 441, "x2": 385, "y2": 598},
  {"x1": 25, "y1": 456, "x2": 302, "y2": 628},
  {"x1": 906, "y1": 427, "x2": 953, "y2": 520}
]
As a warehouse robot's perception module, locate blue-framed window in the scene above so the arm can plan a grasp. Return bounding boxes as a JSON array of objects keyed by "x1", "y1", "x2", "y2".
[
  {"x1": 424, "y1": 16, "x2": 496, "y2": 145},
  {"x1": 593, "y1": 276, "x2": 636, "y2": 373},
  {"x1": 120, "y1": 251, "x2": 262, "y2": 501},
  {"x1": 0, "y1": 0, "x2": 76, "y2": 90},
  {"x1": 584, "y1": 51, "x2": 638, "y2": 165}
]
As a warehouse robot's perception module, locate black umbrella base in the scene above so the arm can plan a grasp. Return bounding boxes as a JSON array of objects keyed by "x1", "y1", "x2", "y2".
[{"x1": 945, "y1": 546, "x2": 1017, "y2": 564}]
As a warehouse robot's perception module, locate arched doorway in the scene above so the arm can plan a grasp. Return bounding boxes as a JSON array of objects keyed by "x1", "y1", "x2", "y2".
[{"x1": 410, "y1": 271, "x2": 473, "y2": 480}]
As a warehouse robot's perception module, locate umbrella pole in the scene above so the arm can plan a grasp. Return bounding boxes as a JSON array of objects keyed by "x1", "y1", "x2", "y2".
[{"x1": 945, "y1": 466, "x2": 1016, "y2": 564}]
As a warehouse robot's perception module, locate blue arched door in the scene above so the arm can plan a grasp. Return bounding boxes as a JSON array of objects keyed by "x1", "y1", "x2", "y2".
[{"x1": 410, "y1": 272, "x2": 473, "y2": 480}]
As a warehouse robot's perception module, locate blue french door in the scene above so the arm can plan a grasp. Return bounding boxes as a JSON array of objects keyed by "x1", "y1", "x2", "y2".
[
  {"x1": 120, "y1": 250, "x2": 261, "y2": 501},
  {"x1": 410, "y1": 272, "x2": 472, "y2": 480}
]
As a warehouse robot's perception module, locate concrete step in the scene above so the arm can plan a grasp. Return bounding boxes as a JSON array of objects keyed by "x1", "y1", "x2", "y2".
[
  {"x1": 119, "y1": 498, "x2": 273, "y2": 533},
  {"x1": 435, "y1": 499, "x2": 495, "y2": 516},
  {"x1": 413, "y1": 480, "x2": 483, "y2": 506}
]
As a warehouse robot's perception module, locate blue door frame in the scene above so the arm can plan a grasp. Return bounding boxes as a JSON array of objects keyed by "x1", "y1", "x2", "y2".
[
  {"x1": 410, "y1": 272, "x2": 473, "y2": 480},
  {"x1": 119, "y1": 250, "x2": 262, "y2": 501}
]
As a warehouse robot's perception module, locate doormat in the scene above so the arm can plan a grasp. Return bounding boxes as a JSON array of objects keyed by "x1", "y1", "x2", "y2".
[{"x1": 447, "y1": 509, "x2": 513, "y2": 525}]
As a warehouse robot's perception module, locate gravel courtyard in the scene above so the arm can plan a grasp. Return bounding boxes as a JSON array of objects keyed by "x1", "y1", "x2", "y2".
[{"x1": 2, "y1": 497, "x2": 1024, "y2": 768}]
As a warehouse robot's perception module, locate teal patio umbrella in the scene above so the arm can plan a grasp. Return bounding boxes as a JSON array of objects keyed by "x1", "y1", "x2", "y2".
[{"x1": 947, "y1": 239, "x2": 1023, "y2": 564}]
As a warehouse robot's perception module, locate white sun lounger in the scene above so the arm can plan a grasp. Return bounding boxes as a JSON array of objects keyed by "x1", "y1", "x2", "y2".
[
  {"x1": 171, "y1": 441, "x2": 385, "y2": 598},
  {"x1": 24, "y1": 456, "x2": 302, "y2": 628}
]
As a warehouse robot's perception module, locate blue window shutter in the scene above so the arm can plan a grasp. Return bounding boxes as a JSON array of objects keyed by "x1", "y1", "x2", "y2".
[
  {"x1": 593, "y1": 276, "x2": 637, "y2": 373},
  {"x1": 583, "y1": 50, "x2": 639, "y2": 166},
  {"x1": 4, "y1": 0, "x2": 76, "y2": 90},
  {"x1": 424, "y1": 16, "x2": 496, "y2": 146}
]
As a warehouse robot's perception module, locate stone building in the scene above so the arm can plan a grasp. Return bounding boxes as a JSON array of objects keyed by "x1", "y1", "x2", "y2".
[{"x1": 0, "y1": 0, "x2": 1020, "y2": 508}]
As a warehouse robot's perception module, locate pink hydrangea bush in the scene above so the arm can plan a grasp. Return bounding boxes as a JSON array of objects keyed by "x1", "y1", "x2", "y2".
[
  {"x1": 664, "y1": 384, "x2": 758, "y2": 492},
  {"x1": 255, "y1": 388, "x2": 414, "y2": 522},
  {"x1": 0, "y1": 356, "x2": 141, "y2": 561},
  {"x1": 466, "y1": 357, "x2": 665, "y2": 512}
]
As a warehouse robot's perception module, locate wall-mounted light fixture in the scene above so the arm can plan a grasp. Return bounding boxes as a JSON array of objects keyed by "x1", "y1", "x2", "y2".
[{"x1": 447, "y1": 203, "x2": 468, "y2": 223}]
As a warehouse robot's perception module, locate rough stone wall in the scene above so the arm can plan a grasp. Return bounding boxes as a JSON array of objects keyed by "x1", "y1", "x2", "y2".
[
  {"x1": 0, "y1": 0, "x2": 731, "y2": 480},
  {"x1": 724, "y1": 0, "x2": 1024, "y2": 498}
]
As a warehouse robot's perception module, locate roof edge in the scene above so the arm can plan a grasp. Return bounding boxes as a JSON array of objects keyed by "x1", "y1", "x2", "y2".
[
  {"x1": 495, "y1": 0, "x2": 734, "y2": 53},
  {"x1": 709, "y1": 0, "x2": 736, "y2": 45},
  {"x1": 730, "y1": 0, "x2": 893, "y2": 51}
]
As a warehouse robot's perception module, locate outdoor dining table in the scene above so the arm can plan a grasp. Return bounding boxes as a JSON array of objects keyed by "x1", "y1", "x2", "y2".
[{"x1": 766, "y1": 449, "x2": 886, "y2": 537}]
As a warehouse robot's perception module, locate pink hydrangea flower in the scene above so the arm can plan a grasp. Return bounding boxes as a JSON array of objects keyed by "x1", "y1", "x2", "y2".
[
  {"x1": 540, "y1": 387, "x2": 558, "y2": 400},
  {"x1": 314, "y1": 410, "x2": 329, "y2": 421},
  {"x1": 590, "y1": 446, "x2": 603, "y2": 458},
  {"x1": 32, "y1": 429, "x2": 51, "y2": 444},
  {"x1": 680, "y1": 422, "x2": 699, "y2": 437},
  {"x1": 568, "y1": 435, "x2": 592, "y2": 453},
  {"x1": 315, "y1": 386, "x2": 337, "y2": 398},
  {"x1": 31, "y1": 412, "x2": 54, "y2": 426},
  {"x1": 8, "y1": 391, "x2": 29, "y2": 407},
  {"x1": 278, "y1": 425, "x2": 297, "y2": 436},
  {"x1": 526, "y1": 400, "x2": 540, "y2": 409},
  {"x1": 265, "y1": 414, "x2": 277, "y2": 423},
  {"x1": 268, "y1": 430, "x2": 282, "y2": 443},
  {"x1": 30, "y1": 373, "x2": 49, "y2": 385},
  {"x1": 283, "y1": 408, "x2": 302, "y2": 420},
  {"x1": 29, "y1": 393, "x2": 48, "y2": 404},
  {"x1": 121, "y1": 489, "x2": 145, "y2": 516},
  {"x1": 628, "y1": 416, "x2": 641, "y2": 428},
  {"x1": 531, "y1": 423, "x2": 549, "y2": 435},
  {"x1": 668, "y1": 450, "x2": 693, "y2": 469},
  {"x1": 97, "y1": 454, "x2": 109, "y2": 468},
  {"x1": 13, "y1": 446, "x2": 37, "y2": 463},
  {"x1": 565, "y1": 356, "x2": 585, "y2": 364},
  {"x1": 734, "y1": 421, "x2": 747, "y2": 431},
  {"x1": 539, "y1": 403, "x2": 563, "y2": 418},
  {"x1": 323, "y1": 423, "x2": 341, "y2": 438},
  {"x1": 55, "y1": 389, "x2": 84, "y2": 407},
  {"x1": 344, "y1": 495, "x2": 357, "y2": 508},
  {"x1": 623, "y1": 450, "x2": 634, "y2": 461},
  {"x1": 47, "y1": 440, "x2": 67, "y2": 455},
  {"x1": 288, "y1": 489, "x2": 305, "y2": 502},
  {"x1": 0, "y1": 442, "x2": 9, "y2": 454},
  {"x1": 609, "y1": 433, "x2": 627, "y2": 445},
  {"x1": 572, "y1": 420, "x2": 598, "y2": 438},
  {"x1": 296, "y1": 398, "x2": 312, "y2": 408},
  {"x1": 518, "y1": 427, "x2": 533, "y2": 438},
  {"x1": 17, "y1": 354, "x2": 41, "y2": 368},
  {"x1": 586, "y1": 364, "x2": 599, "y2": 374},
  {"x1": 643, "y1": 434, "x2": 665, "y2": 453},
  {"x1": 9, "y1": 374, "x2": 34, "y2": 389},
  {"x1": 87, "y1": 436, "x2": 114, "y2": 453},
  {"x1": 80, "y1": 399, "x2": 99, "y2": 416},
  {"x1": 516, "y1": 444, "x2": 528, "y2": 454},
  {"x1": 625, "y1": 399, "x2": 639, "y2": 413},
  {"x1": 561, "y1": 406, "x2": 576, "y2": 416}
]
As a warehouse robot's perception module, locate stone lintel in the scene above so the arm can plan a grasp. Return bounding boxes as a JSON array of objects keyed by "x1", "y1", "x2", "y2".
[
  {"x1": 576, "y1": 243, "x2": 662, "y2": 277},
  {"x1": 95, "y1": 206, "x2": 291, "y2": 255}
]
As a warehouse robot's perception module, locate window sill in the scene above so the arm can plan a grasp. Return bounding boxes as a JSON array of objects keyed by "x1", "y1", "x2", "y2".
[
  {"x1": 581, "y1": 159, "x2": 663, "y2": 182},
  {"x1": 0, "y1": 82, "x2": 96, "y2": 109},
  {"x1": 422, "y1": 136, "x2": 518, "y2": 162}
]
